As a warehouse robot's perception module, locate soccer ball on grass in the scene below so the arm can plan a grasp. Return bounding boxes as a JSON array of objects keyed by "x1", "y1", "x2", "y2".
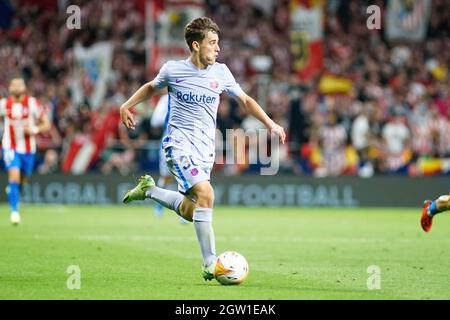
[{"x1": 214, "y1": 251, "x2": 249, "y2": 285}]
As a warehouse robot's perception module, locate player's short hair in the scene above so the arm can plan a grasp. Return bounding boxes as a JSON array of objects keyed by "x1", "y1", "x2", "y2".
[
  {"x1": 9, "y1": 74, "x2": 25, "y2": 83},
  {"x1": 184, "y1": 17, "x2": 220, "y2": 52}
]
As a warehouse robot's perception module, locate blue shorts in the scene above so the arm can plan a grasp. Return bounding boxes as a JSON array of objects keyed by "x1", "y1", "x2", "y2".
[{"x1": 2, "y1": 149, "x2": 35, "y2": 176}]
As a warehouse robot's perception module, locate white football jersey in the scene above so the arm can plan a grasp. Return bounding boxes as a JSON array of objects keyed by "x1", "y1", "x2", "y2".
[{"x1": 152, "y1": 58, "x2": 242, "y2": 163}]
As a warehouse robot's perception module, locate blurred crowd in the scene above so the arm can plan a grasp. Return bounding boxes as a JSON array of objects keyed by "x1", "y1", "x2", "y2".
[
  {"x1": 0, "y1": 0, "x2": 449, "y2": 177},
  {"x1": 210, "y1": 0, "x2": 450, "y2": 177},
  {"x1": 0, "y1": 0, "x2": 156, "y2": 175}
]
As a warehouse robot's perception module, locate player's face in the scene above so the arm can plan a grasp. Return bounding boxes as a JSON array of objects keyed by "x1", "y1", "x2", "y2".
[
  {"x1": 198, "y1": 31, "x2": 220, "y2": 66},
  {"x1": 9, "y1": 78, "x2": 26, "y2": 98}
]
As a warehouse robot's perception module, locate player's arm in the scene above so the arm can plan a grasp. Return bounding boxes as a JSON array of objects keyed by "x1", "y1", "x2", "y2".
[
  {"x1": 235, "y1": 91, "x2": 286, "y2": 144},
  {"x1": 24, "y1": 104, "x2": 51, "y2": 135},
  {"x1": 25, "y1": 114, "x2": 50, "y2": 135},
  {"x1": 120, "y1": 81, "x2": 158, "y2": 130},
  {"x1": 35, "y1": 113, "x2": 51, "y2": 134}
]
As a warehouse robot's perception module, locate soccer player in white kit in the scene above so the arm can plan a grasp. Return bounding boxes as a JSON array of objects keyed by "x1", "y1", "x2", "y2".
[
  {"x1": 121, "y1": 17, "x2": 286, "y2": 280},
  {"x1": 0, "y1": 77, "x2": 50, "y2": 225}
]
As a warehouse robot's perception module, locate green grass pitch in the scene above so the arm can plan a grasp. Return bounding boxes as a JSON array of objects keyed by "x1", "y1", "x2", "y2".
[{"x1": 1, "y1": 204, "x2": 449, "y2": 300}]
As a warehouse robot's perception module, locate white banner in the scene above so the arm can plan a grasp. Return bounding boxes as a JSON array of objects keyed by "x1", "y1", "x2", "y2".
[
  {"x1": 290, "y1": 2, "x2": 323, "y2": 79},
  {"x1": 385, "y1": 0, "x2": 431, "y2": 42},
  {"x1": 291, "y1": 6, "x2": 323, "y2": 41},
  {"x1": 72, "y1": 41, "x2": 113, "y2": 109},
  {"x1": 146, "y1": 0, "x2": 204, "y2": 75}
]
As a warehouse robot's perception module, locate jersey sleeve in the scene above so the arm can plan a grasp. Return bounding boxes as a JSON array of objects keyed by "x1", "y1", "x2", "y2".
[
  {"x1": 151, "y1": 62, "x2": 170, "y2": 91},
  {"x1": 222, "y1": 64, "x2": 243, "y2": 97},
  {"x1": 29, "y1": 97, "x2": 45, "y2": 120}
]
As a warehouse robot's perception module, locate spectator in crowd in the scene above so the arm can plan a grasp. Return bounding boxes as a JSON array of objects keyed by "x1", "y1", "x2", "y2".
[
  {"x1": 315, "y1": 110, "x2": 349, "y2": 177},
  {"x1": 381, "y1": 112, "x2": 412, "y2": 175}
]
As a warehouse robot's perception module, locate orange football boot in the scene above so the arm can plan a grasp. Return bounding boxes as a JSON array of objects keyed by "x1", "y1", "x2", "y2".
[{"x1": 421, "y1": 200, "x2": 433, "y2": 232}]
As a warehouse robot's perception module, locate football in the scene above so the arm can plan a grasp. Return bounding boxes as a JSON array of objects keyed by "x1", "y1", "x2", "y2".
[{"x1": 214, "y1": 251, "x2": 249, "y2": 285}]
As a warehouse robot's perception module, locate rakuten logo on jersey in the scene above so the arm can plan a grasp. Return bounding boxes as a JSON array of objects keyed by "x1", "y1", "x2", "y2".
[{"x1": 176, "y1": 91, "x2": 216, "y2": 104}]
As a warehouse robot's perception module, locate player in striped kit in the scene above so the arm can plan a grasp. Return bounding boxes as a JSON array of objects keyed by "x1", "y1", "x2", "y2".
[
  {"x1": 120, "y1": 17, "x2": 286, "y2": 280},
  {"x1": 0, "y1": 77, "x2": 50, "y2": 225}
]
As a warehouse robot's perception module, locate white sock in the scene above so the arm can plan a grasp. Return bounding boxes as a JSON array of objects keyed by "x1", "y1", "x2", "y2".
[
  {"x1": 145, "y1": 187, "x2": 184, "y2": 216},
  {"x1": 193, "y1": 207, "x2": 216, "y2": 267}
]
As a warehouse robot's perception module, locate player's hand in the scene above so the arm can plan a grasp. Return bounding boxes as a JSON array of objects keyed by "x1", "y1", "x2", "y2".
[
  {"x1": 120, "y1": 107, "x2": 136, "y2": 130},
  {"x1": 23, "y1": 125, "x2": 39, "y2": 136},
  {"x1": 268, "y1": 122, "x2": 286, "y2": 144}
]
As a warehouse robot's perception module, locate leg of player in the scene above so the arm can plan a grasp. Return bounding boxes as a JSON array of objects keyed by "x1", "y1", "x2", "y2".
[
  {"x1": 20, "y1": 175, "x2": 29, "y2": 192},
  {"x1": 185, "y1": 181, "x2": 217, "y2": 281},
  {"x1": 123, "y1": 173, "x2": 193, "y2": 224},
  {"x1": 153, "y1": 175, "x2": 189, "y2": 226},
  {"x1": 174, "y1": 178, "x2": 190, "y2": 225},
  {"x1": 123, "y1": 175, "x2": 216, "y2": 280},
  {"x1": 123, "y1": 175, "x2": 186, "y2": 217},
  {"x1": 154, "y1": 175, "x2": 171, "y2": 217},
  {"x1": 421, "y1": 194, "x2": 450, "y2": 232},
  {"x1": 7, "y1": 168, "x2": 21, "y2": 225}
]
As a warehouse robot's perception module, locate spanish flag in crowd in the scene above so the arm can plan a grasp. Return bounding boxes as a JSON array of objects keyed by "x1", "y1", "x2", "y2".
[{"x1": 318, "y1": 75, "x2": 353, "y2": 94}]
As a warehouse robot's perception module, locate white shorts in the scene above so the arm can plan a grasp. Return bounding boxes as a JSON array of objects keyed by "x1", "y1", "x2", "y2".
[{"x1": 164, "y1": 146, "x2": 213, "y2": 194}]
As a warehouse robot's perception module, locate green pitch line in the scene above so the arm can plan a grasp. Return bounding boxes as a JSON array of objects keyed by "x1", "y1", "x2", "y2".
[{"x1": 1, "y1": 205, "x2": 449, "y2": 300}]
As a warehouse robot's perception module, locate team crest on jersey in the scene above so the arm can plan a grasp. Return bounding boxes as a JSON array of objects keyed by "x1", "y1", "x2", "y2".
[
  {"x1": 190, "y1": 168, "x2": 199, "y2": 176},
  {"x1": 210, "y1": 79, "x2": 219, "y2": 89}
]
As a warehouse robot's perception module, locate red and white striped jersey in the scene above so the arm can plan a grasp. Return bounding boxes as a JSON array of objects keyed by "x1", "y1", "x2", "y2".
[
  {"x1": 0, "y1": 96, "x2": 45, "y2": 154},
  {"x1": 434, "y1": 117, "x2": 450, "y2": 155},
  {"x1": 410, "y1": 120, "x2": 434, "y2": 155},
  {"x1": 320, "y1": 125, "x2": 347, "y2": 151}
]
